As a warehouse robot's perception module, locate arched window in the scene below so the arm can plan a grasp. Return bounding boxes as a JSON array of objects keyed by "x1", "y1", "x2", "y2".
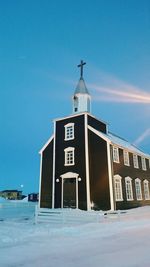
[
  {"x1": 125, "y1": 177, "x2": 133, "y2": 201},
  {"x1": 114, "y1": 175, "x2": 123, "y2": 201},
  {"x1": 143, "y1": 180, "x2": 150, "y2": 200},
  {"x1": 135, "y1": 178, "x2": 142, "y2": 200}
]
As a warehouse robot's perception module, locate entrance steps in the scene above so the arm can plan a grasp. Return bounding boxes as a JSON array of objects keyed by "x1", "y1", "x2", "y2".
[{"x1": 35, "y1": 206, "x2": 104, "y2": 224}]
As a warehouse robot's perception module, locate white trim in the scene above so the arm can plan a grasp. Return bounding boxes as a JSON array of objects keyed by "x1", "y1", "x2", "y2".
[
  {"x1": 135, "y1": 178, "x2": 142, "y2": 200},
  {"x1": 133, "y1": 154, "x2": 139, "y2": 169},
  {"x1": 52, "y1": 121, "x2": 56, "y2": 208},
  {"x1": 64, "y1": 147, "x2": 75, "y2": 166},
  {"x1": 60, "y1": 172, "x2": 79, "y2": 209},
  {"x1": 88, "y1": 124, "x2": 114, "y2": 210},
  {"x1": 110, "y1": 141, "x2": 150, "y2": 159},
  {"x1": 39, "y1": 135, "x2": 54, "y2": 154},
  {"x1": 113, "y1": 146, "x2": 120, "y2": 163},
  {"x1": 60, "y1": 172, "x2": 79, "y2": 179},
  {"x1": 88, "y1": 125, "x2": 111, "y2": 143},
  {"x1": 107, "y1": 143, "x2": 115, "y2": 210},
  {"x1": 64, "y1": 123, "x2": 75, "y2": 141},
  {"x1": 85, "y1": 114, "x2": 91, "y2": 211},
  {"x1": 141, "y1": 157, "x2": 147, "y2": 171},
  {"x1": 38, "y1": 153, "x2": 43, "y2": 208},
  {"x1": 123, "y1": 150, "x2": 130, "y2": 166},
  {"x1": 113, "y1": 175, "x2": 123, "y2": 201},
  {"x1": 54, "y1": 113, "x2": 149, "y2": 159},
  {"x1": 61, "y1": 177, "x2": 63, "y2": 209},
  {"x1": 64, "y1": 122, "x2": 75, "y2": 127},
  {"x1": 54, "y1": 112, "x2": 88, "y2": 122},
  {"x1": 64, "y1": 147, "x2": 75, "y2": 152},
  {"x1": 125, "y1": 176, "x2": 134, "y2": 201},
  {"x1": 54, "y1": 112, "x2": 108, "y2": 126},
  {"x1": 143, "y1": 179, "x2": 150, "y2": 200}
]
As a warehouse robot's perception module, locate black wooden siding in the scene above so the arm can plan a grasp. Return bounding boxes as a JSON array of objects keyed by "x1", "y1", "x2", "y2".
[
  {"x1": 112, "y1": 146, "x2": 150, "y2": 209},
  {"x1": 54, "y1": 114, "x2": 87, "y2": 210},
  {"x1": 88, "y1": 129, "x2": 110, "y2": 210},
  {"x1": 88, "y1": 114, "x2": 107, "y2": 134},
  {"x1": 40, "y1": 139, "x2": 54, "y2": 208}
]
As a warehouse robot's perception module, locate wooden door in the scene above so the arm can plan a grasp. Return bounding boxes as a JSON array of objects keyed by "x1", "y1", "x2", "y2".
[{"x1": 63, "y1": 178, "x2": 76, "y2": 208}]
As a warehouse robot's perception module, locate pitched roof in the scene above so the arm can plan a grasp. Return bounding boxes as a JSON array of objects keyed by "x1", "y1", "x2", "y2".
[
  {"x1": 88, "y1": 125, "x2": 150, "y2": 158},
  {"x1": 74, "y1": 77, "x2": 90, "y2": 95},
  {"x1": 108, "y1": 132, "x2": 150, "y2": 157}
]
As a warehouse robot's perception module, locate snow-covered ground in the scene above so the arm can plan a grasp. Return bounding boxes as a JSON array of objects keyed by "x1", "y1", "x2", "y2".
[{"x1": 0, "y1": 200, "x2": 150, "y2": 267}]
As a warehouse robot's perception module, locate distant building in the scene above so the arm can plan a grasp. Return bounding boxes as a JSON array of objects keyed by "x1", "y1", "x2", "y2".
[
  {"x1": 39, "y1": 61, "x2": 150, "y2": 211},
  {"x1": 0, "y1": 190, "x2": 22, "y2": 200},
  {"x1": 28, "y1": 193, "x2": 39, "y2": 202}
]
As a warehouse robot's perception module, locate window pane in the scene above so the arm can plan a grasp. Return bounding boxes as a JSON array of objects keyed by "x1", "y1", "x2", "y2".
[
  {"x1": 65, "y1": 124, "x2": 74, "y2": 140},
  {"x1": 113, "y1": 147, "x2": 119, "y2": 163},
  {"x1": 125, "y1": 179, "x2": 133, "y2": 200},
  {"x1": 144, "y1": 181, "x2": 150, "y2": 200},
  {"x1": 135, "y1": 180, "x2": 142, "y2": 200}
]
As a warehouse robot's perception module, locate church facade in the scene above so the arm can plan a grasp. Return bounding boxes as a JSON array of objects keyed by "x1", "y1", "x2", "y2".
[{"x1": 39, "y1": 62, "x2": 150, "y2": 211}]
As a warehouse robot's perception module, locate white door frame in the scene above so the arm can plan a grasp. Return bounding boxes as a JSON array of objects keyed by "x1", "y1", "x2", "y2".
[{"x1": 60, "y1": 172, "x2": 79, "y2": 209}]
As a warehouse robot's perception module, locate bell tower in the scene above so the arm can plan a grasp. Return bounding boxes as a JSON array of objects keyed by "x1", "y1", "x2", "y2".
[{"x1": 73, "y1": 60, "x2": 91, "y2": 114}]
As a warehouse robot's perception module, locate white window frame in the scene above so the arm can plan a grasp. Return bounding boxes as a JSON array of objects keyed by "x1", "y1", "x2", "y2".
[
  {"x1": 135, "y1": 178, "x2": 142, "y2": 200},
  {"x1": 64, "y1": 123, "x2": 75, "y2": 141},
  {"x1": 114, "y1": 175, "x2": 123, "y2": 201},
  {"x1": 133, "y1": 154, "x2": 139, "y2": 169},
  {"x1": 125, "y1": 177, "x2": 133, "y2": 201},
  {"x1": 141, "y1": 157, "x2": 147, "y2": 171},
  {"x1": 123, "y1": 150, "x2": 130, "y2": 166},
  {"x1": 64, "y1": 147, "x2": 75, "y2": 166},
  {"x1": 113, "y1": 146, "x2": 119, "y2": 163},
  {"x1": 143, "y1": 180, "x2": 150, "y2": 200}
]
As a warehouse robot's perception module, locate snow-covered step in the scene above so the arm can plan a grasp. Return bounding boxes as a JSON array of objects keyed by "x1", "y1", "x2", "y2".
[{"x1": 35, "y1": 207, "x2": 104, "y2": 224}]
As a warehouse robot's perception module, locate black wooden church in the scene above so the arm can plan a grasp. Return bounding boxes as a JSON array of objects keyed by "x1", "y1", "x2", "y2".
[{"x1": 39, "y1": 61, "x2": 150, "y2": 211}]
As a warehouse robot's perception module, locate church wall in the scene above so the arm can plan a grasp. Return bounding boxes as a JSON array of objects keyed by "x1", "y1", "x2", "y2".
[
  {"x1": 88, "y1": 130, "x2": 111, "y2": 210},
  {"x1": 54, "y1": 114, "x2": 87, "y2": 210},
  {"x1": 40, "y1": 140, "x2": 54, "y2": 208},
  {"x1": 88, "y1": 114, "x2": 107, "y2": 134},
  {"x1": 113, "y1": 147, "x2": 150, "y2": 209}
]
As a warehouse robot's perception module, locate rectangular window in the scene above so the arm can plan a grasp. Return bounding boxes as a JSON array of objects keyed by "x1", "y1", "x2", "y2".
[
  {"x1": 64, "y1": 147, "x2": 75, "y2": 166},
  {"x1": 114, "y1": 175, "x2": 123, "y2": 201},
  {"x1": 113, "y1": 147, "x2": 119, "y2": 163},
  {"x1": 64, "y1": 123, "x2": 74, "y2": 141},
  {"x1": 141, "y1": 157, "x2": 147, "y2": 171},
  {"x1": 135, "y1": 179, "x2": 142, "y2": 200},
  {"x1": 125, "y1": 177, "x2": 133, "y2": 201},
  {"x1": 143, "y1": 180, "x2": 150, "y2": 200},
  {"x1": 123, "y1": 151, "x2": 130, "y2": 166},
  {"x1": 133, "y1": 154, "x2": 139, "y2": 168}
]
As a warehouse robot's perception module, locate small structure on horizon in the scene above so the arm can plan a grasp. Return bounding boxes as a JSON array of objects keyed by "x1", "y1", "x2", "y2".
[
  {"x1": 28, "y1": 193, "x2": 39, "y2": 202},
  {"x1": 0, "y1": 190, "x2": 22, "y2": 200}
]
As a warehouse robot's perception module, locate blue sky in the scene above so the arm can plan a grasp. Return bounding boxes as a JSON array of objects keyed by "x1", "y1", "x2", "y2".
[{"x1": 0, "y1": 0, "x2": 150, "y2": 194}]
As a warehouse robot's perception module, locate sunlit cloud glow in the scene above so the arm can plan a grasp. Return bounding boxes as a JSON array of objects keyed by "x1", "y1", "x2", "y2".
[
  {"x1": 88, "y1": 83, "x2": 150, "y2": 103},
  {"x1": 134, "y1": 128, "x2": 150, "y2": 146},
  {"x1": 87, "y1": 72, "x2": 150, "y2": 104}
]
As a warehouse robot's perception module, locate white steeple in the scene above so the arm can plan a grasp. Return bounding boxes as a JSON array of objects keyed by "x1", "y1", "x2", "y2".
[{"x1": 73, "y1": 60, "x2": 91, "y2": 114}]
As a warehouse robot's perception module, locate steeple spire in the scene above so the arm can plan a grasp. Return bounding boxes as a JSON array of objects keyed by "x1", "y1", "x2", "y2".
[{"x1": 72, "y1": 60, "x2": 91, "y2": 114}]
